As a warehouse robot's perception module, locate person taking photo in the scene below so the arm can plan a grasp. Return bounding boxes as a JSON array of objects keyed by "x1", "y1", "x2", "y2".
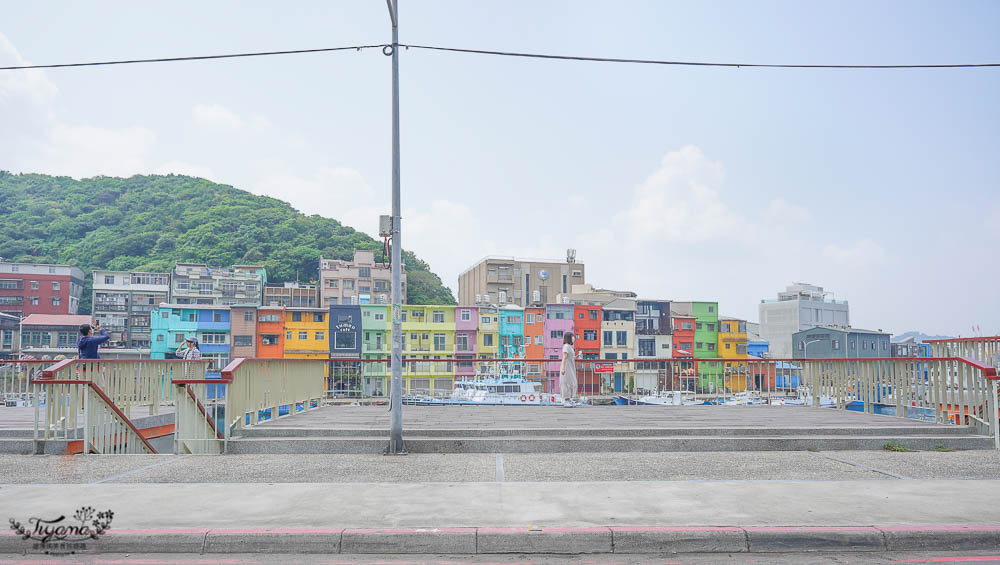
[{"x1": 77, "y1": 321, "x2": 110, "y2": 360}]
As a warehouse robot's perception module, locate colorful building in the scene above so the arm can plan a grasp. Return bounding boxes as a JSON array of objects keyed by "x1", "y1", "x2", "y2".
[
  {"x1": 151, "y1": 305, "x2": 231, "y2": 370},
  {"x1": 636, "y1": 300, "x2": 672, "y2": 392},
  {"x1": 360, "y1": 304, "x2": 389, "y2": 395},
  {"x1": 523, "y1": 307, "x2": 545, "y2": 380},
  {"x1": 256, "y1": 306, "x2": 285, "y2": 358},
  {"x1": 0, "y1": 262, "x2": 85, "y2": 318},
  {"x1": 455, "y1": 306, "x2": 479, "y2": 379},
  {"x1": 718, "y1": 317, "x2": 749, "y2": 391},
  {"x1": 573, "y1": 305, "x2": 602, "y2": 359},
  {"x1": 498, "y1": 305, "x2": 525, "y2": 358},
  {"x1": 329, "y1": 305, "x2": 362, "y2": 395},
  {"x1": 400, "y1": 305, "x2": 456, "y2": 395},
  {"x1": 544, "y1": 304, "x2": 575, "y2": 392},
  {"x1": 673, "y1": 301, "x2": 722, "y2": 392},
  {"x1": 283, "y1": 307, "x2": 329, "y2": 359},
  {"x1": 600, "y1": 302, "x2": 635, "y2": 392},
  {"x1": 230, "y1": 305, "x2": 258, "y2": 359},
  {"x1": 477, "y1": 306, "x2": 499, "y2": 373}
]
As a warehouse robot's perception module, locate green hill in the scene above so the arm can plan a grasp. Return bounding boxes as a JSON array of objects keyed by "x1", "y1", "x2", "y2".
[{"x1": 0, "y1": 171, "x2": 456, "y2": 312}]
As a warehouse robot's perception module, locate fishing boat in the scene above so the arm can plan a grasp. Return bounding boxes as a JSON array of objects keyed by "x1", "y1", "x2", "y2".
[
  {"x1": 614, "y1": 390, "x2": 701, "y2": 406},
  {"x1": 403, "y1": 376, "x2": 568, "y2": 406}
]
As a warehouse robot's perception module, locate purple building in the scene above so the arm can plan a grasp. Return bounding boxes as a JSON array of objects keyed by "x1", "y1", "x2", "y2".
[
  {"x1": 455, "y1": 306, "x2": 479, "y2": 379},
  {"x1": 543, "y1": 304, "x2": 575, "y2": 392}
]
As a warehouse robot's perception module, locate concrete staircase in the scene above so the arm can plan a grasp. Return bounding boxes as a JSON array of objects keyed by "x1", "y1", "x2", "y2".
[{"x1": 228, "y1": 424, "x2": 994, "y2": 454}]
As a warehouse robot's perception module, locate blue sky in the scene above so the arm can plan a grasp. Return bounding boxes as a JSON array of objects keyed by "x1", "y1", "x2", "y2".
[{"x1": 2, "y1": 1, "x2": 998, "y2": 336}]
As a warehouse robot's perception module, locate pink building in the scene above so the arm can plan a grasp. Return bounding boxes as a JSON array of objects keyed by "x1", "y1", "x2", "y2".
[
  {"x1": 543, "y1": 304, "x2": 575, "y2": 393},
  {"x1": 455, "y1": 306, "x2": 478, "y2": 378}
]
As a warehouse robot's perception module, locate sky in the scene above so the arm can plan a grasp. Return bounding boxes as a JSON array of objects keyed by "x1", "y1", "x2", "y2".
[{"x1": 1, "y1": 1, "x2": 998, "y2": 337}]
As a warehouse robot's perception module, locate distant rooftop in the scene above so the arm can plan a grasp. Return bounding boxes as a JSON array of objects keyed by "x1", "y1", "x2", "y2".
[{"x1": 21, "y1": 314, "x2": 92, "y2": 327}]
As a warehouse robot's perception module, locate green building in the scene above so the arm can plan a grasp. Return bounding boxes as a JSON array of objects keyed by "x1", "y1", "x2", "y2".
[{"x1": 672, "y1": 301, "x2": 722, "y2": 391}]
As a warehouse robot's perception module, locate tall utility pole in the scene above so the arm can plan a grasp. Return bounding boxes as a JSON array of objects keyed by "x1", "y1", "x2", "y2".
[{"x1": 386, "y1": 0, "x2": 405, "y2": 455}]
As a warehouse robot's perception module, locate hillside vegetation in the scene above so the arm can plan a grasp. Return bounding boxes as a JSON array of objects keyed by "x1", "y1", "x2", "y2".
[{"x1": 0, "y1": 172, "x2": 456, "y2": 312}]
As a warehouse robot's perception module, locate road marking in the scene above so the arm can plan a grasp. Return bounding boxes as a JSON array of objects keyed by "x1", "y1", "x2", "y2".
[
  {"x1": 91, "y1": 454, "x2": 192, "y2": 484},
  {"x1": 811, "y1": 452, "x2": 909, "y2": 479},
  {"x1": 495, "y1": 454, "x2": 504, "y2": 482}
]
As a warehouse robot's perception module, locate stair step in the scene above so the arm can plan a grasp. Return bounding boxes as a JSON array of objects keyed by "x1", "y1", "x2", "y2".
[
  {"x1": 238, "y1": 426, "x2": 977, "y2": 438},
  {"x1": 226, "y1": 435, "x2": 994, "y2": 454}
]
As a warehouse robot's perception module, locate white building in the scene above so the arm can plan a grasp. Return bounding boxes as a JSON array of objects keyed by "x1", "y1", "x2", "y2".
[
  {"x1": 92, "y1": 270, "x2": 170, "y2": 348},
  {"x1": 758, "y1": 283, "x2": 849, "y2": 359}
]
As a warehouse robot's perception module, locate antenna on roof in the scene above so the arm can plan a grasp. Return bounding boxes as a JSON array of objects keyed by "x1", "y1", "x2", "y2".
[{"x1": 566, "y1": 249, "x2": 577, "y2": 264}]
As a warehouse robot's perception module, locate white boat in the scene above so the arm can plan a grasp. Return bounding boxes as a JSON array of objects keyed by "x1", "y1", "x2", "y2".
[
  {"x1": 404, "y1": 377, "x2": 566, "y2": 406},
  {"x1": 723, "y1": 391, "x2": 763, "y2": 406},
  {"x1": 634, "y1": 391, "x2": 701, "y2": 406}
]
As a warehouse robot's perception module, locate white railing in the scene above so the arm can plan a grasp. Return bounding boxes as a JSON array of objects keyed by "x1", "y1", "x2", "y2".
[
  {"x1": 929, "y1": 337, "x2": 1000, "y2": 369},
  {"x1": 34, "y1": 359, "x2": 207, "y2": 454},
  {"x1": 1, "y1": 360, "x2": 47, "y2": 405},
  {"x1": 173, "y1": 358, "x2": 325, "y2": 453}
]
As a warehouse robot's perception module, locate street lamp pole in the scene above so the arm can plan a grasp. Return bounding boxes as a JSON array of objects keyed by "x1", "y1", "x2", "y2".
[{"x1": 386, "y1": 0, "x2": 405, "y2": 455}]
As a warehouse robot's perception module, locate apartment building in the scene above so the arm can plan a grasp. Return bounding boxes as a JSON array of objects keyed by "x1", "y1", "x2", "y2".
[
  {"x1": 256, "y1": 306, "x2": 285, "y2": 358},
  {"x1": 0, "y1": 261, "x2": 85, "y2": 317},
  {"x1": 673, "y1": 301, "x2": 722, "y2": 391},
  {"x1": 0, "y1": 312, "x2": 19, "y2": 359},
  {"x1": 319, "y1": 250, "x2": 404, "y2": 307},
  {"x1": 718, "y1": 317, "x2": 749, "y2": 391},
  {"x1": 498, "y1": 305, "x2": 525, "y2": 360},
  {"x1": 543, "y1": 304, "x2": 574, "y2": 391},
  {"x1": 92, "y1": 270, "x2": 170, "y2": 349},
  {"x1": 150, "y1": 305, "x2": 232, "y2": 370},
  {"x1": 284, "y1": 307, "x2": 329, "y2": 359},
  {"x1": 230, "y1": 305, "x2": 258, "y2": 358},
  {"x1": 458, "y1": 253, "x2": 585, "y2": 308},
  {"x1": 455, "y1": 306, "x2": 479, "y2": 379},
  {"x1": 170, "y1": 263, "x2": 265, "y2": 306},
  {"x1": 263, "y1": 282, "x2": 319, "y2": 308},
  {"x1": 635, "y1": 300, "x2": 672, "y2": 392},
  {"x1": 523, "y1": 307, "x2": 545, "y2": 379},
  {"x1": 792, "y1": 326, "x2": 891, "y2": 359},
  {"x1": 600, "y1": 299, "x2": 636, "y2": 392},
  {"x1": 18, "y1": 314, "x2": 92, "y2": 358},
  {"x1": 759, "y1": 283, "x2": 850, "y2": 359}
]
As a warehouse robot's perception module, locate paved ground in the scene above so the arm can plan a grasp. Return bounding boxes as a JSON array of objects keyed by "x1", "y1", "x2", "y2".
[
  {"x1": 248, "y1": 405, "x2": 952, "y2": 431},
  {"x1": 2, "y1": 451, "x2": 999, "y2": 483},
  {"x1": 3, "y1": 552, "x2": 999, "y2": 564}
]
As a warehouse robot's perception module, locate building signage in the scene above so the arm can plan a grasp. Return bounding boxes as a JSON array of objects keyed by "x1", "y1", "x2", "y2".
[
  {"x1": 335, "y1": 322, "x2": 356, "y2": 333},
  {"x1": 594, "y1": 362, "x2": 614, "y2": 373}
]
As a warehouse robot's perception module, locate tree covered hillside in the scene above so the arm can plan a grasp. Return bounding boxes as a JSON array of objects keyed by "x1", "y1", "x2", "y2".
[{"x1": 0, "y1": 172, "x2": 456, "y2": 312}]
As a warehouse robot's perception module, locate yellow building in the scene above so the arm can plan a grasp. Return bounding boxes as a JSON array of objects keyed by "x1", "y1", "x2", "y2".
[
  {"x1": 283, "y1": 307, "x2": 330, "y2": 359},
  {"x1": 399, "y1": 305, "x2": 456, "y2": 396},
  {"x1": 718, "y1": 317, "x2": 749, "y2": 391},
  {"x1": 476, "y1": 306, "x2": 499, "y2": 374}
]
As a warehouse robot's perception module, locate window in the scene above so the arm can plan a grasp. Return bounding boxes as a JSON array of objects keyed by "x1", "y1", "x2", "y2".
[
  {"x1": 434, "y1": 334, "x2": 446, "y2": 351},
  {"x1": 603, "y1": 331, "x2": 613, "y2": 346},
  {"x1": 604, "y1": 353, "x2": 618, "y2": 360},
  {"x1": 244, "y1": 311, "x2": 254, "y2": 322},
  {"x1": 343, "y1": 280, "x2": 355, "y2": 290},
  {"x1": 327, "y1": 279, "x2": 339, "y2": 288},
  {"x1": 584, "y1": 330, "x2": 597, "y2": 341},
  {"x1": 696, "y1": 342, "x2": 703, "y2": 349},
  {"x1": 832, "y1": 339, "x2": 841, "y2": 350},
  {"x1": 313, "y1": 313, "x2": 324, "y2": 323},
  {"x1": 534, "y1": 335, "x2": 543, "y2": 345},
  {"x1": 234, "y1": 335, "x2": 253, "y2": 347},
  {"x1": 201, "y1": 333, "x2": 227, "y2": 344},
  {"x1": 213, "y1": 311, "x2": 223, "y2": 322},
  {"x1": 707, "y1": 323, "x2": 715, "y2": 332},
  {"x1": 375, "y1": 312, "x2": 384, "y2": 321},
  {"x1": 315, "y1": 331, "x2": 325, "y2": 340},
  {"x1": 550, "y1": 330, "x2": 564, "y2": 339},
  {"x1": 850, "y1": 340, "x2": 856, "y2": 348},
  {"x1": 882, "y1": 341, "x2": 888, "y2": 350},
  {"x1": 433, "y1": 311, "x2": 445, "y2": 323},
  {"x1": 639, "y1": 339, "x2": 655, "y2": 356},
  {"x1": 292, "y1": 312, "x2": 302, "y2": 322},
  {"x1": 682, "y1": 321, "x2": 692, "y2": 330},
  {"x1": 725, "y1": 343, "x2": 730, "y2": 349},
  {"x1": 156, "y1": 335, "x2": 164, "y2": 342},
  {"x1": 335, "y1": 332, "x2": 356, "y2": 349},
  {"x1": 359, "y1": 267, "x2": 371, "y2": 278},
  {"x1": 30, "y1": 297, "x2": 39, "y2": 305},
  {"x1": 328, "y1": 297, "x2": 338, "y2": 305},
  {"x1": 261, "y1": 334, "x2": 279, "y2": 345},
  {"x1": 52, "y1": 282, "x2": 60, "y2": 291},
  {"x1": 57, "y1": 332, "x2": 73, "y2": 346},
  {"x1": 51, "y1": 297, "x2": 61, "y2": 306},
  {"x1": 259, "y1": 313, "x2": 279, "y2": 322},
  {"x1": 462, "y1": 309, "x2": 472, "y2": 322},
  {"x1": 616, "y1": 331, "x2": 627, "y2": 346},
  {"x1": 590, "y1": 310, "x2": 599, "y2": 320},
  {"x1": 175, "y1": 334, "x2": 185, "y2": 344},
  {"x1": 696, "y1": 322, "x2": 703, "y2": 330},
  {"x1": 481, "y1": 316, "x2": 490, "y2": 324},
  {"x1": 298, "y1": 331, "x2": 308, "y2": 340},
  {"x1": 798, "y1": 341, "x2": 805, "y2": 351},
  {"x1": 0, "y1": 279, "x2": 19, "y2": 289},
  {"x1": 707, "y1": 343, "x2": 715, "y2": 351},
  {"x1": 456, "y1": 334, "x2": 469, "y2": 351},
  {"x1": 286, "y1": 331, "x2": 293, "y2": 340},
  {"x1": 871, "y1": 340, "x2": 876, "y2": 350},
  {"x1": 162, "y1": 311, "x2": 169, "y2": 318},
  {"x1": 483, "y1": 334, "x2": 494, "y2": 347},
  {"x1": 708, "y1": 305, "x2": 715, "y2": 313},
  {"x1": 525, "y1": 313, "x2": 534, "y2": 324}
]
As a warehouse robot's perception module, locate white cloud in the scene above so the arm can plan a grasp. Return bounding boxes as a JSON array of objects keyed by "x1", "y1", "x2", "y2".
[
  {"x1": 192, "y1": 103, "x2": 243, "y2": 129},
  {"x1": 822, "y1": 239, "x2": 886, "y2": 267},
  {"x1": 766, "y1": 197, "x2": 811, "y2": 223}
]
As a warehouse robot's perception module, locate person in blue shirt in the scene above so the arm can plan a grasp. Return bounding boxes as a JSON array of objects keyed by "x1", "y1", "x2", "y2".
[{"x1": 78, "y1": 322, "x2": 110, "y2": 360}]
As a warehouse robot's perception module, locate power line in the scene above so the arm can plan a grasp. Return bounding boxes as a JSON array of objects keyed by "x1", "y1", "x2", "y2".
[
  {"x1": 399, "y1": 44, "x2": 1000, "y2": 69},
  {"x1": 0, "y1": 45, "x2": 387, "y2": 70},
  {"x1": 1, "y1": 43, "x2": 998, "y2": 71}
]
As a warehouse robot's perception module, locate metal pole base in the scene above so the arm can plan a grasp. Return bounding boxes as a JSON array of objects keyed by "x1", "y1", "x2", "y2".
[{"x1": 384, "y1": 441, "x2": 408, "y2": 456}]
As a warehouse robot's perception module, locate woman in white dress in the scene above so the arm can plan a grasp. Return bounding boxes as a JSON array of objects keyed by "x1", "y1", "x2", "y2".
[{"x1": 559, "y1": 332, "x2": 577, "y2": 406}]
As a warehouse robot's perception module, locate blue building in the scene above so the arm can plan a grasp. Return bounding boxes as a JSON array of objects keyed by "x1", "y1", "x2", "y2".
[
  {"x1": 747, "y1": 340, "x2": 770, "y2": 358},
  {"x1": 151, "y1": 304, "x2": 231, "y2": 371}
]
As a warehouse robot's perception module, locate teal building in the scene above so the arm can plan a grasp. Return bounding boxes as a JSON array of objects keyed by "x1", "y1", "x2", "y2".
[{"x1": 151, "y1": 305, "x2": 232, "y2": 371}]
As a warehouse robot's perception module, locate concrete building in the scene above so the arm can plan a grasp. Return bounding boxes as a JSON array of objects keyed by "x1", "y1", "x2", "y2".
[
  {"x1": 557, "y1": 284, "x2": 636, "y2": 307},
  {"x1": 264, "y1": 282, "x2": 319, "y2": 308},
  {"x1": 319, "y1": 250, "x2": 404, "y2": 307},
  {"x1": 599, "y1": 299, "x2": 637, "y2": 392},
  {"x1": 18, "y1": 314, "x2": 92, "y2": 359},
  {"x1": 458, "y1": 253, "x2": 585, "y2": 308},
  {"x1": 170, "y1": 263, "x2": 265, "y2": 306},
  {"x1": 455, "y1": 306, "x2": 479, "y2": 380},
  {"x1": 0, "y1": 261, "x2": 85, "y2": 317},
  {"x1": 0, "y1": 312, "x2": 20, "y2": 359},
  {"x1": 792, "y1": 326, "x2": 891, "y2": 359},
  {"x1": 635, "y1": 300, "x2": 672, "y2": 392},
  {"x1": 92, "y1": 270, "x2": 170, "y2": 349},
  {"x1": 229, "y1": 305, "x2": 258, "y2": 359},
  {"x1": 759, "y1": 283, "x2": 850, "y2": 359}
]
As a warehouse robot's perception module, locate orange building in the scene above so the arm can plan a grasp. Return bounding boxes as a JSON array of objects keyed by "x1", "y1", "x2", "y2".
[
  {"x1": 256, "y1": 306, "x2": 285, "y2": 358},
  {"x1": 523, "y1": 307, "x2": 546, "y2": 380},
  {"x1": 573, "y1": 304, "x2": 602, "y2": 359}
]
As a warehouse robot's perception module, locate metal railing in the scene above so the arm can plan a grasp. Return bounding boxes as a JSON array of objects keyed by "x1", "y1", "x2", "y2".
[
  {"x1": 173, "y1": 358, "x2": 326, "y2": 454},
  {"x1": 34, "y1": 359, "x2": 208, "y2": 454},
  {"x1": 928, "y1": 337, "x2": 1000, "y2": 369},
  {"x1": 1, "y1": 360, "x2": 49, "y2": 405}
]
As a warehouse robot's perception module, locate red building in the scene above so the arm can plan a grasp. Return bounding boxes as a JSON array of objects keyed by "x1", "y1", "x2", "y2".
[
  {"x1": 671, "y1": 313, "x2": 697, "y2": 391},
  {"x1": 573, "y1": 304, "x2": 602, "y2": 358},
  {"x1": 523, "y1": 307, "x2": 545, "y2": 381},
  {"x1": 0, "y1": 262, "x2": 85, "y2": 318}
]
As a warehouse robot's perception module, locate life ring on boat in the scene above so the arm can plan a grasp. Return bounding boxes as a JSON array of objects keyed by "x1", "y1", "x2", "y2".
[
  {"x1": 529, "y1": 394, "x2": 535, "y2": 401},
  {"x1": 550, "y1": 396, "x2": 555, "y2": 402},
  {"x1": 520, "y1": 395, "x2": 527, "y2": 402}
]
